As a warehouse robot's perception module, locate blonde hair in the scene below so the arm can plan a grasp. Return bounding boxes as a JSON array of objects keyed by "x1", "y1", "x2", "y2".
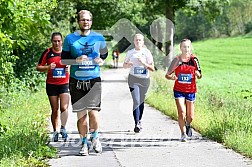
[
  {"x1": 77, "y1": 10, "x2": 93, "y2": 21},
  {"x1": 134, "y1": 33, "x2": 144, "y2": 40}
]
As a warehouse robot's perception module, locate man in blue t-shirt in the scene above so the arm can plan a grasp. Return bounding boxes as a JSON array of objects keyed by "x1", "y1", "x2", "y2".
[{"x1": 61, "y1": 9, "x2": 108, "y2": 156}]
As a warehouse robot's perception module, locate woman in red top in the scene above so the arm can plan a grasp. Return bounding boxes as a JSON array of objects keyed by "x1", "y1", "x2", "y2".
[
  {"x1": 37, "y1": 32, "x2": 70, "y2": 142},
  {"x1": 165, "y1": 39, "x2": 202, "y2": 142}
]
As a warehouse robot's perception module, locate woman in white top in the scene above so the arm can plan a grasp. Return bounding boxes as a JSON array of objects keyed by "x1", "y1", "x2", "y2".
[{"x1": 123, "y1": 33, "x2": 155, "y2": 133}]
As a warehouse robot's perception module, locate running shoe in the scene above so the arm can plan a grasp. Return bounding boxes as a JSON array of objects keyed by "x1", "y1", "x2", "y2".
[
  {"x1": 79, "y1": 143, "x2": 90, "y2": 156},
  {"x1": 60, "y1": 127, "x2": 68, "y2": 141},
  {"x1": 91, "y1": 137, "x2": 102, "y2": 153},
  {"x1": 139, "y1": 120, "x2": 143, "y2": 130},
  {"x1": 186, "y1": 124, "x2": 192, "y2": 137},
  {"x1": 181, "y1": 133, "x2": 187, "y2": 142},
  {"x1": 53, "y1": 131, "x2": 59, "y2": 142},
  {"x1": 134, "y1": 122, "x2": 141, "y2": 133}
]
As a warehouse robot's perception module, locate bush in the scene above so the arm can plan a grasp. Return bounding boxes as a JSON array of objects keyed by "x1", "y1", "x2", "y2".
[{"x1": 245, "y1": 21, "x2": 252, "y2": 34}]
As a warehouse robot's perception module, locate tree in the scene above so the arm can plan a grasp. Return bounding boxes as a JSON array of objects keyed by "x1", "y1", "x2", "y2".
[{"x1": 0, "y1": 0, "x2": 58, "y2": 91}]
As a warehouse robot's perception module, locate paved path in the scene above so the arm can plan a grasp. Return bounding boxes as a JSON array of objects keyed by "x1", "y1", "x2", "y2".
[{"x1": 49, "y1": 65, "x2": 252, "y2": 167}]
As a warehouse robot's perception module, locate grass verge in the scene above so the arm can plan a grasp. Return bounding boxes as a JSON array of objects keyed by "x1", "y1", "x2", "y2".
[
  {"x1": 0, "y1": 90, "x2": 57, "y2": 166},
  {"x1": 146, "y1": 63, "x2": 252, "y2": 158}
]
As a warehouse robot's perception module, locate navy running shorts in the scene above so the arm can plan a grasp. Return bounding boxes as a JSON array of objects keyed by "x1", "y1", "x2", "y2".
[{"x1": 174, "y1": 90, "x2": 196, "y2": 102}]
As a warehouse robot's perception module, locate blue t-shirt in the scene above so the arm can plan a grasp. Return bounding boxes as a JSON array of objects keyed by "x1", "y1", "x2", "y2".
[{"x1": 63, "y1": 30, "x2": 107, "y2": 80}]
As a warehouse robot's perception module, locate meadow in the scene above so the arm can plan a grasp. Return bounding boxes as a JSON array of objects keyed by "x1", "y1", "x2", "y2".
[{"x1": 146, "y1": 35, "x2": 252, "y2": 158}]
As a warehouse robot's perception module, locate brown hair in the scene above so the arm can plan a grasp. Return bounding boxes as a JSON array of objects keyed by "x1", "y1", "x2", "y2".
[
  {"x1": 179, "y1": 39, "x2": 191, "y2": 47},
  {"x1": 51, "y1": 32, "x2": 62, "y2": 42}
]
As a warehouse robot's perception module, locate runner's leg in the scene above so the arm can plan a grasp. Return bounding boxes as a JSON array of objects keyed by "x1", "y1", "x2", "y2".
[
  {"x1": 175, "y1": 98, "x2": 186, "y2": 134},
  {"x1": 59, "y1": 93, "x2": 69, "y2": 127},
  {"x1": 49, "y1": 96, "x2": 60, "y2": 132}
]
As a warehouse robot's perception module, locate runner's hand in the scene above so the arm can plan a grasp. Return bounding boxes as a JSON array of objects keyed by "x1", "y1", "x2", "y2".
[
  {"x1": 171, "y1": 75, "x2": 177, "y2": 80},
  {"x1": 195, "y1": 70, "x2": 201, "y2": 79},
  {"x1": 128, "y1": 62, "x2": 133, "y2": 67},
  {"x1": 76, "y1": 55, "x2": 88, "y2": 63},
  {"x1": 66, "y1": 65, "x2": 70, "y2": 72},
  {"x1": 49, "y1": 62, "x2": 56, "y2": 69}
]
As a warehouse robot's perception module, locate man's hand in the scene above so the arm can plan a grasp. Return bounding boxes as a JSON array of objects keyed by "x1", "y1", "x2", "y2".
[{"x1": 76, "y1": 55, "x2": 88, "y2": 63}]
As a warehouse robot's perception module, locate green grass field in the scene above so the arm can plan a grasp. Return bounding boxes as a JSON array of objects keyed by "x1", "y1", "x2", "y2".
[
  {"x1": 147, "y1": 35, "x2": 252, "y2": 158},
  {"x1": 194, "y1": 36, "x2": 252, "y2": 99}
]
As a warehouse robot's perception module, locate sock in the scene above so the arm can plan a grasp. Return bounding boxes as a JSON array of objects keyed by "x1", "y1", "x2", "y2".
[
  {"x1": 82, "y1": 137, "x2": 88, "y2": 145},
  {"x1": 61, "y1": 125, "x2": 65, "y2": 129},
  {"x1": 91, "y1": 131, "x2": 99, "y2": 139},
  {"x1": 186, "y1": 122, "x2": 191, "y2": 126}
]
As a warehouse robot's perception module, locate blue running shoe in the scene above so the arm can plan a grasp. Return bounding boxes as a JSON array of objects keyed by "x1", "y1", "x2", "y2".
[
  {"x1": 60, "y1": 128, "x2": 68, "y2": 141},
  {"x1": 53, "y1": 131, "x2": 59, "y2": 142}
]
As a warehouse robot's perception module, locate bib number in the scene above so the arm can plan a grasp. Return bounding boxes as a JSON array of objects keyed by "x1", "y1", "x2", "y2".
[
  {"x1": 53, "y1": 68, "x2": 66, "y2": 78},
  {"x1": 134, "y1": 67, "x2": 147, "y2": 74},
  {"x1": 81, "y1": 60, "x2": 93, "y2": 66},
  {"x1": 178, "y1": 73, "x2": 192, "y2": 84},
  {"x1": 79, "y1": 59, "x2": 95, "y2": 70}
]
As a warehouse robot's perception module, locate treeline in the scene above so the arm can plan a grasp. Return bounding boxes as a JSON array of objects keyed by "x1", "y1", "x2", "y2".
[
  {"x1": 0, "y1": 0, "x2": 251, "y2": 106},
  {"x1": 176, "y1": 0, "x2": 252, "y2": 40}
]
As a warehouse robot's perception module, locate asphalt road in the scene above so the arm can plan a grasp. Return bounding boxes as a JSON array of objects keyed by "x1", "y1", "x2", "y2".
[{"x1": 49, "y1": 65, "x2": 252, "y2": 167}]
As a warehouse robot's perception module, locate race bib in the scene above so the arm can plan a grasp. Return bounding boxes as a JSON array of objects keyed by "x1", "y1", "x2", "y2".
[
  {"x1": 134, "y1": 67, "x2": 147, "y2": 74},
  {"x1": 178, "y1": 73, "x2": 192, "y2": 84},
  {"x1": 79, "y1": 59, "x2": 95, "y2": 70},
  {"x1": 52, "y1": 68, "x2": 66, "y2": 78}
]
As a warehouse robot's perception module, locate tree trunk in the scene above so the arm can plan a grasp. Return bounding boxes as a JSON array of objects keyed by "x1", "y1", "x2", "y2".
[{"x1": 165, "y1": 0, "x2": 175, "y2": 67}]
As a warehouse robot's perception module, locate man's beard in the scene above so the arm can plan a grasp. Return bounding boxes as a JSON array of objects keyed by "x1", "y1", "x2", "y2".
[{"x1": 80, "y1": 27, "x2": 90, "y2": 32}]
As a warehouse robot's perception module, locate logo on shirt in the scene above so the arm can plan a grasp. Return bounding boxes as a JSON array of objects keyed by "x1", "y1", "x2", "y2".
[{"x1": 79, "y1": 42, "x2": 94, "y2": 55}]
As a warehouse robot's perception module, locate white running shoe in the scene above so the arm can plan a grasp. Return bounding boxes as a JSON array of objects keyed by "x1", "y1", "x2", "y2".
[
  {"x1": 181, "y1": 133, "x2": 187, "y2": 142},
  {"x1": 91, "y1": 137, "x2": 102, "y2": 153},
  {"x1": 79, "y1": 144, "x2": 89, "y2": 156}
]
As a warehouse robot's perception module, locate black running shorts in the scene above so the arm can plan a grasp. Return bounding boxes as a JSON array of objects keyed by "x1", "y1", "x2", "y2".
[
  {"x1": 69, "y1": 77, "x2": 101, "y2": 112},
  {"x1": 46, "y1": 83, "x2": 69, "y2": 96}
]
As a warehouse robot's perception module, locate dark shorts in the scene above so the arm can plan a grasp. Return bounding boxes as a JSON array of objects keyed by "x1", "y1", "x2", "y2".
[
  {"x1": 69, "y1": 77, "x2": 101, "y2": 112},
  {"x1": 46, "y1": 83, "x2": 69, "y2": 96},
  {"x1": 112, "y1": 55, "x2": 118, "y2": 60},
  {"x1": 174, "y1": 90, "x2": 196, "y2": 102}
]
